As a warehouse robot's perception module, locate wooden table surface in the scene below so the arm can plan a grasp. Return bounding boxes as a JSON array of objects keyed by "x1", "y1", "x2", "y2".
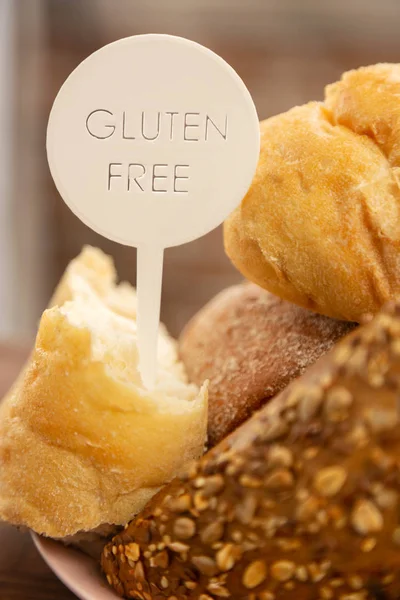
[{"x1": 0, "y1": 343, "x2": 77, "y2": 600}]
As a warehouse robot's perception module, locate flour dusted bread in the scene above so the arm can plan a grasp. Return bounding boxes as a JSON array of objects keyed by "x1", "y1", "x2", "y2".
[
  {"x1": 0, "y1": 247, "x2": 207, "y2": 539},
  {"x1": 103, "y1": 298, "x2": 400, "y2": 600},
  {"x1": 224, "y1": 64, "x2": 400, "y2": 322},
  {"x1": 180, "y1": 282, "x2": 355, "y2": 446}
]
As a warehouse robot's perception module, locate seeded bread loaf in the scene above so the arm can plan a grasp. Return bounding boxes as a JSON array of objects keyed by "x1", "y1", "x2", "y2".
[
  {"x1": 224, "y1": 64, "x2": 400, "y2": 323},
  {"x1": 179, "y1": 282, "x2": 356, "y2": 447},
  {"x1": 102, "y1": 298, "x2": 400, "y2": 600}
]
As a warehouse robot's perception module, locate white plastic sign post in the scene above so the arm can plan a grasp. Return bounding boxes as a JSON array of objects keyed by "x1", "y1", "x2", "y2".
[{"x1": 47, "y1": 34, "x2": 260, "y2": 389}]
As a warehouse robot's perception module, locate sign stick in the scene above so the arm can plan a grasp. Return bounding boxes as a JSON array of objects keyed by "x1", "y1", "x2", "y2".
[{"x1": 136, "y1": 245, "x2": 164, "y2": 389}]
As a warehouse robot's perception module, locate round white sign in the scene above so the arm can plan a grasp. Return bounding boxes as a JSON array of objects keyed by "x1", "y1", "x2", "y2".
[
  {"x1": 47, "y1": 34, "x2": 260, "y2": 388},
  {"x1": 47, "y1": 34, "x2": 260, "y2": 249}
]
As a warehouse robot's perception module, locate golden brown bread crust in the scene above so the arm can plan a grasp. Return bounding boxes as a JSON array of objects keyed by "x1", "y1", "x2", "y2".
[
  {"x1": 0, "y1": 247, "x2": 207, "y2": 539},
  {"x1": 102, "y1": 298, "x2": 400, "y2": 600},
  {"x1": 325, "y1": 64, "x2": 400, "y2": 167},
  {"x1": 224, "y1": 64, "x2": 400, "y2": 322},
  {"x1": 179, "y1": 282, "x2": 356, "y2": 447}
]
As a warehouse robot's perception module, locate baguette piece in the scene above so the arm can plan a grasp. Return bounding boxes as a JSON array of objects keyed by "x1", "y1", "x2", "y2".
[
  {"x1": 49, "y1": 245, "x2": 138, "y2": 316},
  {"x1": 180, "y1": 282, "x2": 356, "y2": 446},
  {"x1": 0, "y1": 247, "x2": 207, "y2": 539},
  {"x1": 102, "y1": 298, "x2": 400, "y2": 600},
  {"x1": 224, "y1": 64, "x2": 400, "y2": 322}
]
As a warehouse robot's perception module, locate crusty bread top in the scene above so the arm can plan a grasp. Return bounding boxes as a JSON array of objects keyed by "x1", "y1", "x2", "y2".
[
  {"x1": 326, "y1": 63, "x2": 400, "y2": 168},
  {"x1": 180, "y1": 282, "x2": 355, "y2": 446},
  {"x1": 224, "y1": 64, "x2": 400, "y2": 322},
  {"x1": 0, "y1": 247, "x2": 208, "y2": 538}
]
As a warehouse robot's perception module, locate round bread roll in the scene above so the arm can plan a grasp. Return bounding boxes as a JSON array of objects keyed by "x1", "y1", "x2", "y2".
[
  {"x1": 102, "y1": 297, "x2": 400, "y2": 600},
  {"x1": 224, "y1": 64, "x2": 400, "y2": 323},
  {"x1": 179, "y1": 282, "x2": 356, "y2": 446},
  {"x1": 0, "y1": 247, "x2": 207, "y2": 539}
]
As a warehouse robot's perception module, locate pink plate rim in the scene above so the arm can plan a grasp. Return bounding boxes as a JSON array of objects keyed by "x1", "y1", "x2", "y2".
[{"x1": 32, "y1": 532, "x2": 118, "y2": 600}]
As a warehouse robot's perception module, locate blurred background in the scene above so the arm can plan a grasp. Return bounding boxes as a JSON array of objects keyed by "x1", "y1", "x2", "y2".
[{"x1": 2, "y1": 0, "x2": 400, "y2": 342}]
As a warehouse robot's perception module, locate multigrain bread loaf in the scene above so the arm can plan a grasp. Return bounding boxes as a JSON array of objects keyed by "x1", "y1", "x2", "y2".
[
  {"x1": 224, "y1": 64, "x2": 400, "y2": 323},
  {"x1": 0, "y1": 247, "x2": 207, "y2": 540},
  {"x1": 179, "y1": 282, "x2": 356, "y2": 446},
  {"x1": 102, "y1": 297, "x2": 400, "y2": 600}
]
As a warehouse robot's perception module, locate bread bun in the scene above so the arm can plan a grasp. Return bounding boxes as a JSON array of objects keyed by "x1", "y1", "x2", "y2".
[
  {"x1": 0, "y1": 247, "x2": 207, "y2": 539},
  {"x1": 102, "y1": 297, "x2": 400, "y2": 600},
  {"x1": 224, "y1": 64, "x2": 400, "y2": 322},
  {"x1": 180, "y1": 282, "x2": 355, "y2": 446}
]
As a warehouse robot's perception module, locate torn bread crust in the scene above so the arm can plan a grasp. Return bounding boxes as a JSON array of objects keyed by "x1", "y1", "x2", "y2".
[{"x1": 0, "y1": 246, "x2": 208, "y2": 539}]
